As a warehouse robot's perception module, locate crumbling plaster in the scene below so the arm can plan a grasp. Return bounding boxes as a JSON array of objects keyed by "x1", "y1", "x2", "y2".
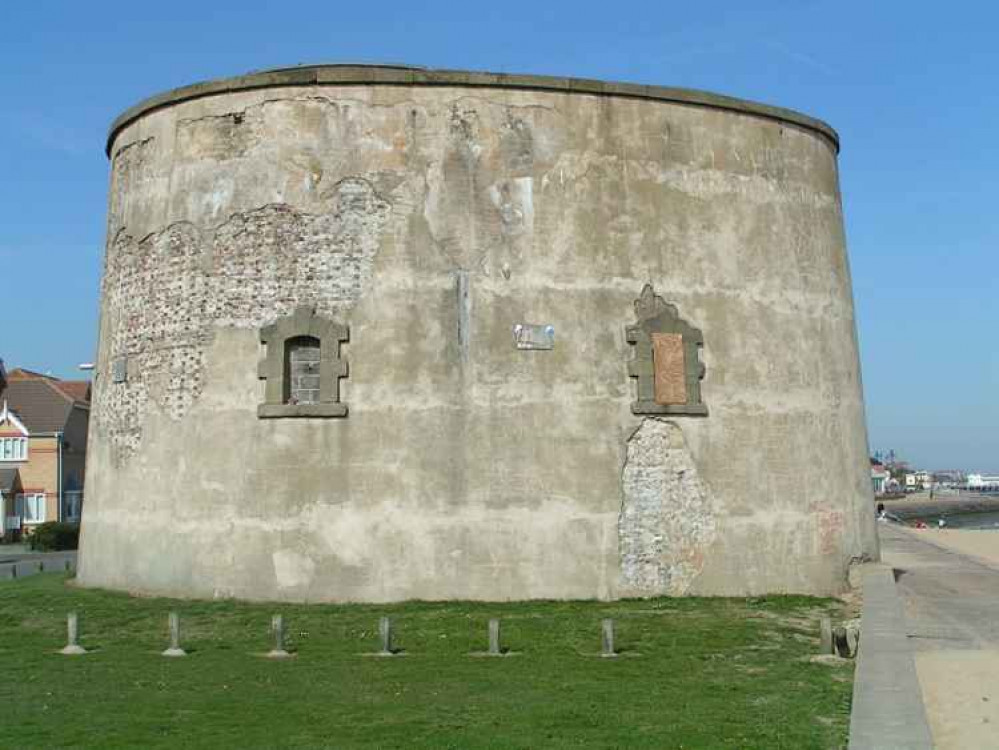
[{"x1": 79, "y1": 72, "x2": 877, "y2": 602}]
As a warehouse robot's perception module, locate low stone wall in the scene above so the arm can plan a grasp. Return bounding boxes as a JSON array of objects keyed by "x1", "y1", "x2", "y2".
[
  {"x1": 0, "y1": 554, "x2": 77, "y2": 580},
  {"x1": 882, "y1": 493, "x2": 999, "y2": 520}
]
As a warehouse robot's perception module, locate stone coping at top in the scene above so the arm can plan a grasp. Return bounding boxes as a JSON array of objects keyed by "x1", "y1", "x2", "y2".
[{"x1": 106, "y1": 63, "x2": 840, "y2": 157}]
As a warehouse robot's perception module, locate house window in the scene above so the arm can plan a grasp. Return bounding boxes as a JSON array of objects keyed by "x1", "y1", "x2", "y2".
[
  {"x1": 63, "y1": 491, "x2": 82, "y2": 522},
  {"x1": 0, "y1": 437, "x2": 27, "y2": 461},
  {"x1": 284, "y1": 336, "x2": 321, "y2": 405},
  {"x1": 17, "y1": 493, "x2": 45, "y2": 524}
]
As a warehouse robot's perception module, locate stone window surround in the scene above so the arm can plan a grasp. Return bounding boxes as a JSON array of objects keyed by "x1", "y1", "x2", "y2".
[
  {"x1": 258, "y1": 306, "x2": 349, "y2": 419},
  {"x1": 626, "y1": 284, "x2": 708, "y2": 417}
]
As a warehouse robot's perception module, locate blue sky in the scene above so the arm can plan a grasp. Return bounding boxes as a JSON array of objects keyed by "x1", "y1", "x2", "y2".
[{"x1": 1, "y1": 1, "x2": 995, "y2": 471}]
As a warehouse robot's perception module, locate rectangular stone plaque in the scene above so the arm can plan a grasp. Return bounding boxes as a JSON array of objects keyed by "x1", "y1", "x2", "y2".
[
  {"x1": 513, "y1": 323, "x2": 555, "y2": 351},
  {"x1": 652, "y1": 333, "x2": 686, "y2": 405},
  {"x1": 111, "y1": 357, "x2": 128, "y2": 384}
]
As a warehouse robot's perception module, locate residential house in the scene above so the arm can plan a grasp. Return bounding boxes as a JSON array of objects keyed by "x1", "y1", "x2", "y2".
[
  {"x1": 0, "y1": 368, "x2": 90, "y2": 538},
  {"x1": 871, "y1": 460, "x2": 891, "y2": 496},
  {"x1": 904, "y1": 471, "x2": 933, "y2": 492}
]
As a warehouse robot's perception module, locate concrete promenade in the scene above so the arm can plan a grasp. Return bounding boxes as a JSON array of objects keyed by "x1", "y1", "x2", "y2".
[
  {"x1": 878, "y1": 524, "x2": 999, "y2": 749},
  {"x1": 849, "y1": 559, "x2": 933, "y2": 750}
]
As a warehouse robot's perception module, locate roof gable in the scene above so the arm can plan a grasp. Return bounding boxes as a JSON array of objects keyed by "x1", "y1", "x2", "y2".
[
  {"x1": 2, "y1": 380, "x2": 76, "y2": 433},
  {"x1": 0, "y1": 401, "x2": 29, "y2": 436}
]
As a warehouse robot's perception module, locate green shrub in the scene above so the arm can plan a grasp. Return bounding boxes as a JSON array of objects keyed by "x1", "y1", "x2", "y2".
[{"x1": 28, "y1": 522, "x2": 80, "y2": 551}]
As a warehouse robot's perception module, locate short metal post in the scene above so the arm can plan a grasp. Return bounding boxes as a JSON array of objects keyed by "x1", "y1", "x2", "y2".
[
  {"x1": 488, "y1": 618, "x2": 501, "y2": 656},
  {"x1": 379, "y1": 616, "x2": 393, "y2": 655},
  {"x1": 162, "y1": 611, "x2": 186, "y2": 657},
  {"x1": 601, "y1": 618, "x2": 617, "y2": 657},
  {"x1": 268, "y1": 614, "x2": 291, "y2": 658},
  {"x1": 60, "y1": 612, "x2": 87, "y2": 655}
]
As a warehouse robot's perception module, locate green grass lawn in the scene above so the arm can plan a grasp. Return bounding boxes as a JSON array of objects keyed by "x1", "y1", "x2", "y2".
[{"x1": 0, "y1": 574, "x2": 852, "y2": 749}]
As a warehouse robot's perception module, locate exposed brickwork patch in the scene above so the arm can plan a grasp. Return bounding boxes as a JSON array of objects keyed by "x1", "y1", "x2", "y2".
[
  {"x1": 95, "y1": 179, "x2": 390, "y2": 464},
  {"x1": 619, "y1": 418, "x2": 717, "y2": 595}
]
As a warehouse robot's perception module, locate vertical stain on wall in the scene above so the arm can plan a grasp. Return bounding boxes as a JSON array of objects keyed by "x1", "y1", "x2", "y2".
[
  {"x1": 619, "y1": 418, "x2": 718, "y2": 595},
  {"x1": 455, "y1": 270, "x2": 471, "y2": 361}
]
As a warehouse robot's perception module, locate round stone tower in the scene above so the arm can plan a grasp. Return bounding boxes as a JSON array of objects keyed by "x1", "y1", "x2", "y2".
[{"x1": 78, "y1": 65, "x2": 877, "y2": 602}]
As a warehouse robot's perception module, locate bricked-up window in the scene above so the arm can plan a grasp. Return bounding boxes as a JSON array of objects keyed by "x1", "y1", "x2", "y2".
[
  {"x1": 284, "y1": 336, "x2": 321, "y2": 405},
  {"x1": 259, "y1": 306, "x2": 348, "y2": 419}
]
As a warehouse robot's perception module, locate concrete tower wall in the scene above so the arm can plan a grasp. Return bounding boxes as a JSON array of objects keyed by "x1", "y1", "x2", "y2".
[{"x1": 78, "y1": 66, "x2": 877, "y2": 602}]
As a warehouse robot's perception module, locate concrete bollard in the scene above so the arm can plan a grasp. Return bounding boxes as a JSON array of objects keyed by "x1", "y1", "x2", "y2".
[
  {"x1": 819, "y1": 617, "x2": 833, "y2": 654},
  {"x1": 267, "y1": 614, "x2": 291, "y2": 658},
  {"x1": 379, "y1": 616, "x2": 394, "y2": 655},
  {"x1": 60, "y1": 612, "x2": 87, "y2": 655},
  {"x1": 488, "y1": 618, "x2": 501, "y2": 656},
  {"x1": 162, "y1": 612, "x2": 187, "y2": 657},
  {"x1": 601, "y1": 618, "x2": 617, "y2": 657}
]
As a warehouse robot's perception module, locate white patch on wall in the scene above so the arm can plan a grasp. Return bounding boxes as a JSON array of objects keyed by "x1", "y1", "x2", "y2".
[
  {"x1": 272, "y1": 549, "x2": 317, "y2": 589},
  {"x1": 488, "y1": 176, "x2": 534, "y2": 236},
  {"x1": 619, "y1": 418, "x2": 717, "y2": 595}
]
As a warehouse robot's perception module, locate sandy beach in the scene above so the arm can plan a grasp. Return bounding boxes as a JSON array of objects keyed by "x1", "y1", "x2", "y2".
[{"x1": 894, "y1": 525, "x2": 999, "y2": 568}]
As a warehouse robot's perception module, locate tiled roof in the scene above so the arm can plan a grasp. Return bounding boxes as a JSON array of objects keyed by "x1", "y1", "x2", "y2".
[
  {"x1": 7, "y1": 368, "x2": 50, "y2": 380},
  {"x1": 3, "y1": 379, "x2": 79, "y2": 433},
  {"x1": 53, "y1": 381, "x2": 91, "y2": 403},
  {"x1": 5, "y1": 369, "x2": 90, "y2": 405}
]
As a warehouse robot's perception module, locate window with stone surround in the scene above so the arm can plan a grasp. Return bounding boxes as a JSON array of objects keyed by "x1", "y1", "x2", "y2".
[
  {"x1": 626, "y1": 284, "x2": 707, "y2": 416},
  {"x1": 258, "y1": 306, "x2": 349, "y2": 419}
]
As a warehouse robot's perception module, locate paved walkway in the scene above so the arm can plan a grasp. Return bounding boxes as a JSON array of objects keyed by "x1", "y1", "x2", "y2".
[{"x1": 880, "y1": 524, "x2": 999, "y2": 749}]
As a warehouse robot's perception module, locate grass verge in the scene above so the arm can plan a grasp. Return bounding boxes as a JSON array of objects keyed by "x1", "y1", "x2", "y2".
[{"x1": 0, "y1": 574, "x2": 852, "y2": 749}]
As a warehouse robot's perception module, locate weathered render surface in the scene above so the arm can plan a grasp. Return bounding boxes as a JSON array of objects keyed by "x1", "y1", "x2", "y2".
[{"x1": 78, "y1": 66, "x2": 878, "y2": 602}]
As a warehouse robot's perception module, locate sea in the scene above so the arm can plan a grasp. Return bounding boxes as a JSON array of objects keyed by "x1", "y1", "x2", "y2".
[{"x1": 911, "y1": 510, "x2": 999, "y2": 530}]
